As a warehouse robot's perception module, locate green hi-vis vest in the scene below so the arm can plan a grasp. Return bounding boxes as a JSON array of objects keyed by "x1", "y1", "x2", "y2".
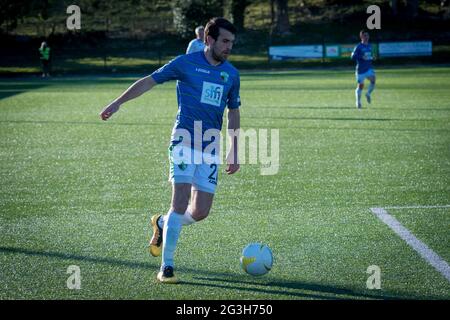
[{"x1": 39, "y1": 47, "x2": 50, "y2": 60}]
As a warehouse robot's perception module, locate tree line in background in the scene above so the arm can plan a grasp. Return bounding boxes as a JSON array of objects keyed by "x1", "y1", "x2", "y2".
[{"x1": 1, "y1": 0, "x2": 449, "y2": 39}]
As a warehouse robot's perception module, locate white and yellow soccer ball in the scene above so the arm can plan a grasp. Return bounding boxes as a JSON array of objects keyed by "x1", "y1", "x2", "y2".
[{"x1": 240, "y1": 243, "x2": 273, "y2": 276}]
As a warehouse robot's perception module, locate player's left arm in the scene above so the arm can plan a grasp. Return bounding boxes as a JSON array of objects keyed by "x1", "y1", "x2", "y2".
[{"x1": 226, "y1": 108, "x2": 240, "y2": 175}]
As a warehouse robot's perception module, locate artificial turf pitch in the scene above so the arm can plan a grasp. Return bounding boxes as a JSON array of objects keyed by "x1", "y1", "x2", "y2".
[{"x1": 0, "y1": 67, "x2": 449, "y2": 299}]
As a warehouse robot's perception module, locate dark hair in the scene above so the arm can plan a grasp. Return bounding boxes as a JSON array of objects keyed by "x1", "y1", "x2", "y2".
[
  {"x1": 360, "y1": 29, "x2": 369, "y2": 36},
  {"x1": 205, "y1": 17, "x2": 236, "y2": 41}
]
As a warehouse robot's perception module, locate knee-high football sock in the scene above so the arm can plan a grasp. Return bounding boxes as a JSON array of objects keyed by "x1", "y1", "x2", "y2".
[
  {"x1": 355, "y1": 87, "x2": 362, "y2": 106},
  {"x1": 158, "y1": 210, "x2": 196, "y2": 228},
  {"x1": 161, "y1": 211, "x2": 183, "y2": 270},
  {"x1": 367, "y1": 82, "x2": 375, "y2": 95}
]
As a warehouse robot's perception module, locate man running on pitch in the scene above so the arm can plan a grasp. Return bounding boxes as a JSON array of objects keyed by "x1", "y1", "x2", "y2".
[
  {"x1": 351, "y1": 29, "x2": 376, "y2": 109},
  {"x1": 100, "y1": 17, "x2": 241, "y2": 283}
]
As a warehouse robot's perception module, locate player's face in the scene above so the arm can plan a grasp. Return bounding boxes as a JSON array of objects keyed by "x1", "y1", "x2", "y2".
[
  {"x1": 211, "y1": 28, "x2": 235, "y2": 62},
  {"x1": 199, "y1": 29, "x2": 205, "y2": 40},
  {"x1": 360, "y1": 32, "x2": 369, "y2": 43}
]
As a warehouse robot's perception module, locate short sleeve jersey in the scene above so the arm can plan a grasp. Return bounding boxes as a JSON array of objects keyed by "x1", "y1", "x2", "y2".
[
  {"x1": 150, "y1": 51, "x2": 241, "y2": 150},
  {"x1": 351, "y1": 43, "x2": 373, "y2": 74},
  {"x1": 186, "y1": 39, "x2": 206, "y2": 54}
]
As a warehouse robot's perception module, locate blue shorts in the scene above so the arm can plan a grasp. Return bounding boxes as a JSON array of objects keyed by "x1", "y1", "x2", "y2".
[
  {"x1": 168, "y1": 145, "x2": 220, "y2": 194},
  {"x1": 356, "y1": 69, "x2": 375, "y2": 84}
]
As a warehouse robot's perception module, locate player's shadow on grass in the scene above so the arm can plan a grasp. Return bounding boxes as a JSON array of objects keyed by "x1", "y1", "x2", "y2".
[
  {"x1": 181, "y1": 278, "x2": 339, "y2": 300},
  {"x1": 186, "y1": 276, "x2": 434, "y2": 300},
  {"x1": 0, "y1": 245, "x2": 360, "y2": 299},
  {"x1": 0, "y1": 246, "x2": 443, "y2": 300},
  {"x1": 0, "y1": 246, "x2": 159, "y2": 270}
]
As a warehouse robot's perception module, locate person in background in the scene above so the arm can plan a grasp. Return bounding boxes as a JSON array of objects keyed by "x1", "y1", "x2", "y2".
[
  {"x1": 186, "y1": 26, "x2": 205, "y2": 54},
  {"x1": 351, "y1": 30, "x2": 376, "y2": 109},
  {"x1": 39, "y1": 41, "x2": 51, "y2": 78}
]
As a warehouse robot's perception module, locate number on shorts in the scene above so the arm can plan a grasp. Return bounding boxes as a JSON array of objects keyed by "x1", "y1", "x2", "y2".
[{"x1": 208, "y1": 164, "x2": 217, "y2": 181}]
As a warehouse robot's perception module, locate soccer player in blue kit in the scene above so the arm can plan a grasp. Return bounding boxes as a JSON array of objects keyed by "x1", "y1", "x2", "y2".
[
  {"x1": 351, "y1": 30, "x2": 376, "y2": 109},
  {"x1": 99, "y1": 18, "x2": 241, "y2": 283}
]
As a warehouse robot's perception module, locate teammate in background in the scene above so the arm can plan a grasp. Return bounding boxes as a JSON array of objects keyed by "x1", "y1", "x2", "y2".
[
  {"x1": 186, "y1": 26, "x2": 205, "y2": 54},
  {"x1": 39, "y1": 41, "x2": 51, "y2": 78},
  {"x1": 99, "y1": 18, "x2": 241, "y2": 284},
  {"x1": 351, "y1": 30, "x2": 376, "y2": 109}
]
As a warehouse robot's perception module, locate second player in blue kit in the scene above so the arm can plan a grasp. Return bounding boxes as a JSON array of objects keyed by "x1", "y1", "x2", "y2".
[{"x1": 351, "y1": 30, "x2": 376, "y2": 109}]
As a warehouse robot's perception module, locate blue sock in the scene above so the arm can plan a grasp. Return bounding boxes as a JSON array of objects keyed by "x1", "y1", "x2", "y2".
[
  {"x1": 367, "y1": 83, "x2": 375, "y2": 95},
  {"x1": 355, "y1": 87, "x2": 362, "y2": 105},
  {"x1": 161, "y1": 211, "x2": 183, "y2": 270}
]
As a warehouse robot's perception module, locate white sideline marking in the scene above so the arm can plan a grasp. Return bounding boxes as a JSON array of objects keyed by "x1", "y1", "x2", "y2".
[
  {"x1": 383, "y1": 205, "x2": 450, "y2": 210},
  {"x1": 370, "y1": 207, "x2": 450, "y2": 283}
]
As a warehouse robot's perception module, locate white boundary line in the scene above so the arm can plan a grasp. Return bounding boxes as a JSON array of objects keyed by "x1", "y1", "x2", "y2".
[
  {"x1": 383, "y1": 205, "x2": 450, "y2": 210},
  {"x1": 370, "y1": 207, "x2": 450, "y2": 283}
]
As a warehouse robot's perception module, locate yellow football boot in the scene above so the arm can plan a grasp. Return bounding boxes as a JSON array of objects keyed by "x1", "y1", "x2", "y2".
[{"x1": 149, "y1": 214, "x2": 163, "y2": 257}]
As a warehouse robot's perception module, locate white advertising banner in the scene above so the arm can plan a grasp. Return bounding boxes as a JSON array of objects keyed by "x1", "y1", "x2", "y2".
[
  {"x1": 379, "y1": 41, "x2": 432, "y2": 57},
  {"x1": 325, "y1": 45, "x2": 339, "y2": 58},
  {"x1": 269, "y1": 45, "x2": 323, "y2": 60}
]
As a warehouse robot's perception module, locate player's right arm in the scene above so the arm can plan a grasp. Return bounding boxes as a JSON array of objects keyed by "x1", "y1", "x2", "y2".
[
  {"x1": 351, "y1": 45, "x2": 360, "y2": 61},
  {"x1": 100, "y1": 75, "x2": 157, "y2": 121},
  {"x1": 101, "y1": 55, "x2": 182, "y2": 121}
]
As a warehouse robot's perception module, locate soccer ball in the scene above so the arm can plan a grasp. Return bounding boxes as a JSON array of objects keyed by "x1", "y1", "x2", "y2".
[{"x1": 240, "y1": 243, "x2": 273, "y2": 276}]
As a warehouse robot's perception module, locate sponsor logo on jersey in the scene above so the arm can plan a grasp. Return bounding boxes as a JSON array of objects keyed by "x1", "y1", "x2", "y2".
[
  {"x1": 220, "y1": 71, "x2": 229, "y2": 82},
  {"x1": 363, "y1": 52, "x2": 373, "y2": 60},
  {"x1": 200, "y1": 81, "x2": 224, "y2": 107},
  {"x1": 196, "y1": 68, "x2": 210, "y2": 74}
]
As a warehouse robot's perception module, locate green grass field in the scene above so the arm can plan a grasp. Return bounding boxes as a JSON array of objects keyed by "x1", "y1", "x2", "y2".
[{"x1": 0, "y1": 67, "x2": 449, "y2": 300}]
